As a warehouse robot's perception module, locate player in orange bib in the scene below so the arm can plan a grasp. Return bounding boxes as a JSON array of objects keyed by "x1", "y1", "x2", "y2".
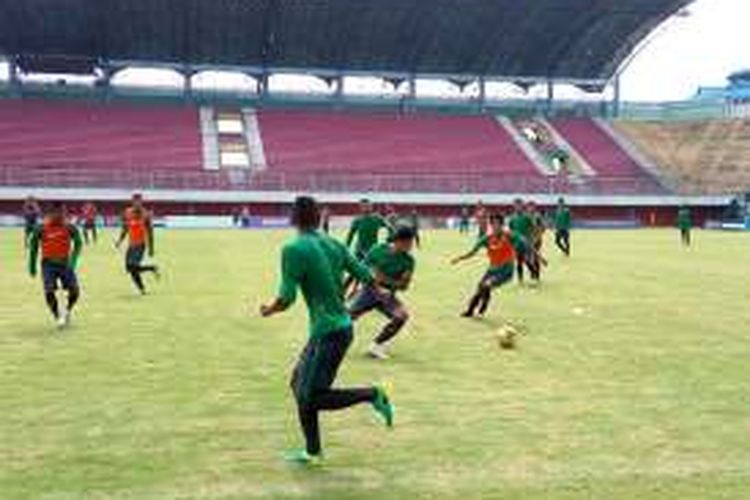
[
  {"x1": 116, "y1": 194, "x2": 159, "y2": 294},
  {"x1": 451, "y1": 213, "x2": 530, "y2": 318},
  {"x1": 28, "y1": 202, "x2": 83, "y2": 328}
]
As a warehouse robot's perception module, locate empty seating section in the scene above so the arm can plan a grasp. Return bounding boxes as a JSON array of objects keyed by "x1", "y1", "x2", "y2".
[
  {"x1": 551, "y1": 119, "x2": 653, "y2": 177},
  {"x1": 257, "y1": 110, "x2": 539, "y2": 175},
  {"x1": 0, "y1": 100, "x2": 202, "y2": 170},
  {"x1": 613, "y1": 120, "x2": 750, "y2": 195},
  {"x1": 0, "y1": 100, "x2": 681, "y2": 195}
]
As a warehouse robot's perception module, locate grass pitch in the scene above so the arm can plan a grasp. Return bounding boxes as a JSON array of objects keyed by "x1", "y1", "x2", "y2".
[{"x1": 1, "y1": 228, "x2": 750, "y2": 499}]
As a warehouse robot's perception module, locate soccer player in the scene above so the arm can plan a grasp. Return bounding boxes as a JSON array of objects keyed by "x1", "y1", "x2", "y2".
[
  {"x1": 475, "y1": 201, "x2": 489, "y2": 238},
  {"x1": 526, "y1": 201, "x2": 546, "y2": 281},
  {"x1": 28, "y1": 202, "x2": 82, "y2": 328},
  {"x1": 320, "y1": 206, "x2": 331, "y2": 234},
  {"x1": 260, "y1": 196, "x2": 395, "y2": 465},
  {"x1": 408, "y1": 208, "x2": 421, "y2": 249},
  {"x1": 677, "y1": 204, "x2": 692, "y2": 246},
  {"x1": 350, "y1": 226, "x2": 416, "y2": 360},
  {"x1": 22, "y1": 196, "x2": 42, "y2": 248},
  {"x1": 451, "y1": 214, "x2": 526, "y2": 318},
  {"x1": 116, "y1": 194, "x2": 159, "y2": 294},
  {"x1": 554, "y1": 197, "x2": 572, "y2": 256},
  {"x1": 80, "y1": 201, "x2": 98, "y2": 245},
  {"x1": 458, "y1": 206, "x2": 471, "y2": 234},
  {"x1": 509, "y1": 199, "x2": 537, "y2": 284},
  {"x1": 346, "y1": 199, "x2": 392, "y2": 260}
]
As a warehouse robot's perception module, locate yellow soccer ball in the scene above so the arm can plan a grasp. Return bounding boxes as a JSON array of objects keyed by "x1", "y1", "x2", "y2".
[{"x1": 496, "y1": 325, "x2": 518, "y2": 350}]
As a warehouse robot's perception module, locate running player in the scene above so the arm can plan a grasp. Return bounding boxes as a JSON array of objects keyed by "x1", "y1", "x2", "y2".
[
  {"x1": 28, "y1": 202, "x2": 83, "y2": 328},
  {"x1": 509, "y1": 199, "x2": 537, "y2": 284},
  {"x1": 260, "y1": 196, "x2": 394, "y2": 465},
  {"x1": 346, "y1": 199, "x2": 392, "y2": 260},
  {"x1": 344, "y1": 199, "x2": 393, "y2": 291},
  {"x1": 350, "y1": 226, "x2": 416, "y2": 360},
  {"x1": 677, "y1": 204, "x2": 692, "y2": 247},
  {"x1": 80, "y1": 201, "x2": 98, "y2": 245},
  {"x1": 554, "y1": 197, "x2": 572, "y2": 256},
  {"x1": 22, "y1": 196, "x2": 42, "y2": 248},
  {"x1": 451, "y1": 214, "x2": 526, "y2": 318},
  {"x1": 116, "y1": 194, "x2": 159, "y2": 294}
]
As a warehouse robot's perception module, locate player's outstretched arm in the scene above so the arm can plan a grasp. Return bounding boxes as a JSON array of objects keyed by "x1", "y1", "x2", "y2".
[
  {"x1": 451, "y1": 239, "x2": 483, "y2": 265},
  {"x1": 344, "y1": 219, "x2": 357, "y2": 248}
]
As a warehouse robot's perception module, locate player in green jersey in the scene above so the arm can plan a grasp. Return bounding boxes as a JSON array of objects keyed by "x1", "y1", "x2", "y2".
[
  {"x1": 677, "y1": 204, "x2": 693, "y2": 247},
  {"x1": 261, "y1": 196, "x2": 395, "y2": 465},
  {"x1": 554, "y1": 197, "x2": 572, "y2": 256},
  {"x1": 509, "y1": 199, "x2": 538, "y2": 284},
  {"x1": 350, "y1": 226, "x2": 416, "y2": 360}
]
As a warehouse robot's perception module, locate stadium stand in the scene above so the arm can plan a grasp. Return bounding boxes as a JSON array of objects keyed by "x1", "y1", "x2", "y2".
[
  {"x1": 551, "y1": 118, "x2": 667, "y2": 192},
  {"x1": 0, "y1": 99, "x2": 202, "y2": 170},
  {"x1": 612, "y1": 119, "x2": 750, "y2": 195},
  {"x1": 257, "y1": 110, "x2": 539, "y2": 175}
]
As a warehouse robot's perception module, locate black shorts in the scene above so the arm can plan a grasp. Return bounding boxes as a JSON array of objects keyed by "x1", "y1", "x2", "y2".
[
  {"x1": 126, "y1": 245, "x2": 145, "y2": 268},
  {"x1": 42, "y1": 261, "x2": 78, "y2": 293},
  {"x1": 291, "y1": 327, "x2": 353, "y2": 406},
  {"x1": 349, "y1": 285, "x2": 403, "y2": 319}
]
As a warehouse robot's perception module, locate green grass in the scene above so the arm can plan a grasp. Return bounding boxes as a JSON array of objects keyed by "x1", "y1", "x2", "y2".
[{"x1": 2, "y1": 228, "x2": 750, "y2": 499}]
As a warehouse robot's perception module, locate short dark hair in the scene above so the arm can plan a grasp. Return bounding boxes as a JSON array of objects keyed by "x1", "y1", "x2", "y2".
[
  {"x1": 291, "y1": 196, "x2": 321, "y2": 230},
  {"x1": 490, "y1": 213, "x2": 505, "y2": 226},
  {"x1": 392, "y1": 225, "x2": 416, "y2": 241}
]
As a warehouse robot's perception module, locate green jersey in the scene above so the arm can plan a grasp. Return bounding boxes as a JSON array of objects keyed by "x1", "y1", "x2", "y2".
[
  {"x1": 346, "y1": 214, "x2": 392, "y2": 254},
  {"x1": 277, "y1": 231, "x2": 373, "y2": 338},
  {"x1": 677, "y1": 208, "x2": 692, "y2": 230},
  {"x1": 554, "y1": 207, "x2": 571, "y2": 231},
  {"x1": 509, "y1": 212, "x2": 534, "y2": 239},
  {"x1": 366, "y1": 243, "x2": 415, "y2": 292}
]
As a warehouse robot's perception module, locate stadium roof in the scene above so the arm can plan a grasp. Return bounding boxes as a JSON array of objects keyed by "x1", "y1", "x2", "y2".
[{"x1": 0, "y1": 0, "x2": 692, "y2": 83}]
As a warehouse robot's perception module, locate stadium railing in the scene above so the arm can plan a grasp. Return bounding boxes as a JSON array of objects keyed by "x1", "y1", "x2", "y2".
[{"x1": 0, "y1": 165, "x2": 671, "y2": 196}]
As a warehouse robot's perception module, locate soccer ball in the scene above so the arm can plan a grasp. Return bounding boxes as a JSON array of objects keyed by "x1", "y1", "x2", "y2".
[{"x1": 496, "y1": 325, "x2": 518, "y2": 350}]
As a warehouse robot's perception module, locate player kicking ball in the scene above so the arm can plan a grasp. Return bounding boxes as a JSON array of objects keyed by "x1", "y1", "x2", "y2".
[
  {"x1": 260, "y1": 196, "x2": 395, "y2": 466},
  {"x1": 28, "y1": 202, "x2": 83, "y2": 329},
  {"x1": 349, "y1": 226, "x2": 416, "y2": 360},
  {"x1": 451, "y1": 214, "x2": 528, "y2": 318}
]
